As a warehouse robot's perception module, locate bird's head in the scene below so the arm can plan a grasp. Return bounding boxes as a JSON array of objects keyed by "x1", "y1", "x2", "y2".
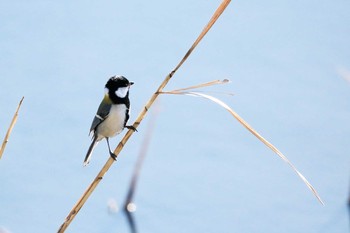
[{"x1": 105, "y1": 75, "x2": 134, "y2": 101}]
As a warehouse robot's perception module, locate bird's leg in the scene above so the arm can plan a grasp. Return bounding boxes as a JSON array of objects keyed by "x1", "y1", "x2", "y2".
[
  {"x1": 106, "y1": 138, "x2": 117, "y2": 160},
  {"x1": 126, "y1": 125, "x2": 137, "y2": 132}
]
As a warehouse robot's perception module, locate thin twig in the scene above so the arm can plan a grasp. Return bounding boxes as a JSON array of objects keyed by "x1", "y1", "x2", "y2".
[
  {"x1": 57, "y1": 1, "x2": 231, "y2": 232},
  {"x1": 123, "y1": 105, "x2": 159, "y2": 233},
  {"x1": 0, "y1": 96, "x2": 24, "y2": 159}
]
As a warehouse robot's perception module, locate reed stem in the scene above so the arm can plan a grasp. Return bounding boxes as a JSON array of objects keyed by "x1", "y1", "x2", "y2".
[
  {"x1": 57, "y1": 1, "x2": 231, "y2": 232},
  {"x1": 0, "y1": 96, "x2": 24, "y2": 159}
]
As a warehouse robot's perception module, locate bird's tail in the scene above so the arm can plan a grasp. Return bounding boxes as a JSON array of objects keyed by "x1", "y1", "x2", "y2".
[{"x1": 84, "y1": 136, "x2": 98, "y2": 166}]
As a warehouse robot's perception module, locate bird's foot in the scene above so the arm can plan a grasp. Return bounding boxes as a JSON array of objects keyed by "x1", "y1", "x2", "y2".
[
  {"x1": 110, "y1": 152, "x2": 117, "y2": 161},
  {"x1": 126, "y1": 125, "x2": 137, "y2": 132}
]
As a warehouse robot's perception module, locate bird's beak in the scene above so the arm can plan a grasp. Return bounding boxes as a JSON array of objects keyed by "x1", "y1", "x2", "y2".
[{"x1": 129, "y1": 82, "x2": 134, "y2": 86}]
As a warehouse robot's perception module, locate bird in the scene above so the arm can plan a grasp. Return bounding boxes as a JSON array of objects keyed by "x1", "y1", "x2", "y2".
[{"x1": 84, "y1": 75, "x2": 136, "y2": 166}]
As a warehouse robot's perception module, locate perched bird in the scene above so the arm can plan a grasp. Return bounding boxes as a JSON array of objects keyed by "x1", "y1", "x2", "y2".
[{"x1": 84, "y1": 75, "x2": 135, "y2": 166}]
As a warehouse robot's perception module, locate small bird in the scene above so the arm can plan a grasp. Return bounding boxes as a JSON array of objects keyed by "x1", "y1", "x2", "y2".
[{"x1": 84, "y1": 75, "x2": 135, "y2": 166}]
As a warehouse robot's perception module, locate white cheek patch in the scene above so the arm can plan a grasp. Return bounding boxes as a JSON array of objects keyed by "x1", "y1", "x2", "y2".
[{"x1": 115, "y1": 87, "x2": 129, "y2": 98}]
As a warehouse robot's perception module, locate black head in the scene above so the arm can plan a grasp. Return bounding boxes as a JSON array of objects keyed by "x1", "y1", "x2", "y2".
[{"x1": 105, "y1": 75, "x2": 134, "y2": 104}]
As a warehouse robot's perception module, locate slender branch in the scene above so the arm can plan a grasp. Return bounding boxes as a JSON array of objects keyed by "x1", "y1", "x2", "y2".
[
  {"x1": 57, "y1": 1, "x2": 231, "y2": 232},
  {"x1": 0, "y1": 96, "x2": 24, "y2": 159},
  {"x1": 123, "y1": 104, "x2": 159, "y2": 233}
]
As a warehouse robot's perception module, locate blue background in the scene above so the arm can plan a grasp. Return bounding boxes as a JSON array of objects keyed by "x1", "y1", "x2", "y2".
[{"x1": 0, "y1": 1, "x2": 349, "y2": 232}]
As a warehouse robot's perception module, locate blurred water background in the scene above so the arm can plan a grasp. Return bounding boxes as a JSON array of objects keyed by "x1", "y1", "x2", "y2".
[{"x1": 0, "y1": 1, "x2": 349, "y2": 232}]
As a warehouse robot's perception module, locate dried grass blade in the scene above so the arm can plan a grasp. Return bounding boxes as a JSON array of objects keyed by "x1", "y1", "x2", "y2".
[
  {"x1": 170, "y1": 79, "x2": 230, "y2": 92},
  {"x1": 187, "y1": 90, "x2": 234, "y2": 96},
  {"x1": 0, "y1": 96, "x2": 24, "y2": 159},
  {"x1": 161, "y1": 91, "x2": 324, "y2": 205}
]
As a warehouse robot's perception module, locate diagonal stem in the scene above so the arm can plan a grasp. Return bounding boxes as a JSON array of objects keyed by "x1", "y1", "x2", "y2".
[
  {"x1": 57, "y1": 1, "x2": 231, "y2": 232},
  {"x1": 0, "y1": 96, "x2": 24, "y2": 159}
]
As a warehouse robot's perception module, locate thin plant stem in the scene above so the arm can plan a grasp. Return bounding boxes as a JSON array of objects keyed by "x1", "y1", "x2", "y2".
[
  {"x1": 123, "y1": 105, "x2": 159, "y2": 233},
  {"x1": 57, "y1": 1, "x2": 231, "y2": 232},
  {"x1": 0, "y1": 96, "x2": 24, "y2": 159},
  {"x1": 348, "y1": 178, "x2": 350, "y2": 223}
]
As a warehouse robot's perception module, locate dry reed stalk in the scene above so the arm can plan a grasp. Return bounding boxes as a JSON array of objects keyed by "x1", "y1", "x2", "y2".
[
  {"x1": 57, "y1": 1, "x2": 231, "y2": 232},
  {"x1": 161, "y1": 85, "x2": 324, "y2": 205},
  {"x1": 0, "y1": 97, "x2": 24, "y2": 159},
  {"x1": 123, "y1": 106, "x2": 159, "y2": 233}
]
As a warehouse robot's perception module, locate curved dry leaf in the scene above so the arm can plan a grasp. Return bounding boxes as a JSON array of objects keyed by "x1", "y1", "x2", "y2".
[{"x1": 161, "y1": 91, "x2": 324, "y2": 205}]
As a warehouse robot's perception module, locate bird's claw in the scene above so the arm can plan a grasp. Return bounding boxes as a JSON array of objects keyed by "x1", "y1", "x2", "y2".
[
  {"x1": 110, "y1": 152, "x2": 117, "y2": 161},
  {"x1": 126, "y1": 125, "x2": 137, "y2": 132}
]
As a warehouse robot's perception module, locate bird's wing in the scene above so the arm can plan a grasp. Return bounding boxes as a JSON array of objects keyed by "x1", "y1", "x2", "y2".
[
  {"x1": 123, "y1": 96, "x2": 131, "y2": 127},
  {"x1": 89, "y1": 95, "x2": 112, "y2": 134}
]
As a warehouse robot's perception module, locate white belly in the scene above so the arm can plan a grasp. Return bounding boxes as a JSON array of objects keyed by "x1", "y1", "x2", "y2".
[{"x1": 96, "y1": 104, "x2": 126, "y2": 139}]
